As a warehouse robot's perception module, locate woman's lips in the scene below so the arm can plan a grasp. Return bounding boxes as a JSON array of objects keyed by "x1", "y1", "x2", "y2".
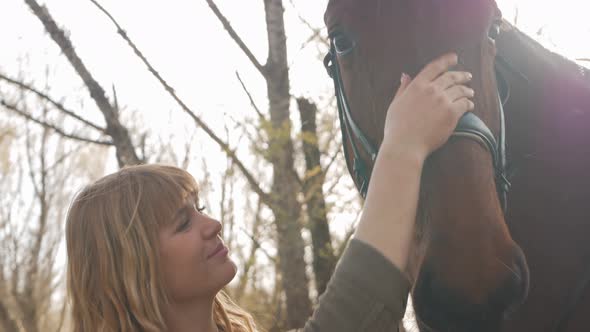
[{"x1": 207, "y1": 243, "x2": 228, "y2": 259}]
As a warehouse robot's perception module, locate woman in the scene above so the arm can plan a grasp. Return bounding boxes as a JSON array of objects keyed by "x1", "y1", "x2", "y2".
[{"x1": 65, "y1": 52, "x2": 473, "y2": 332}]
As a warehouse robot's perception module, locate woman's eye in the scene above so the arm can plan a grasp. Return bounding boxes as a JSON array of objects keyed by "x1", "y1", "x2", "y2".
[
  {"x1": 334, "y1": 35, "x2": 355, "y2": 56},
  {"x1": 176, "y1": 218, "x2": 192, "y2": 232},
  {"x1": 177, "y1": 208, "x2": 194, "y2": 232}
]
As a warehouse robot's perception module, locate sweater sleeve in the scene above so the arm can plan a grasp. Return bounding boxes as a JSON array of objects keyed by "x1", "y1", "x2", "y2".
[{"x1": 302, "y1": 238, "x2": 411, "y2": 332}]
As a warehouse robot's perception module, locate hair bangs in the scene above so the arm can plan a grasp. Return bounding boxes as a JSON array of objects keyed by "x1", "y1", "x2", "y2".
[{"x1": 130, "y1": 165, "x2": 199, "y2": 229}]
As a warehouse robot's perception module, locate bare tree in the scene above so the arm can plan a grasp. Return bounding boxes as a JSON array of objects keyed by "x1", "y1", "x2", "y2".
[
  {"x1": 203, "y1": 1, "x2": 313, "y2": 326},
  {"x1": 296, "y1": 97, "x2": 336, "y2": 297},
  {"x1": 0, "y1": 121, "x2": 21, "y2": 332},
  {"x1": 0, "y1": 86, "x2": 106, "y2": 331}
]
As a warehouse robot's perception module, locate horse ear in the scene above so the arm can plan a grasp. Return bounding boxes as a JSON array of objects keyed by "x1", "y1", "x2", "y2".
[{"x1": 494, "y1": 2, "x2": 503, "y2": 21}]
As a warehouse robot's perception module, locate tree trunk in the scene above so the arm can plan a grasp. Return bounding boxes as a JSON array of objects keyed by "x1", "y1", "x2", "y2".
[
  {"x1": 0, "y1": 301, "x2": 19, "y2": 332},
  {"x1": 264, "y1": 0, "x2": 312, "y2": 328},
  {"x1": 296, "y1": 98, "x2": 336, "y2": 297}
]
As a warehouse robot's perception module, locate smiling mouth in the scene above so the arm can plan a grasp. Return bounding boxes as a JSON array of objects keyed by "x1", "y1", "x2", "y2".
[{"x1": 207, "y1": 243, "x2": 228, "y2": 259}]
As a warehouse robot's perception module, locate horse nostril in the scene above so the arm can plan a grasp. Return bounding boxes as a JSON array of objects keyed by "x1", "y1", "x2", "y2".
[
  {"x1": 413, "y1": 269, "x2": 493, "y2": 331},
  {"x1": 413, "y1": 248, "x2": 530, "y2": 331}
]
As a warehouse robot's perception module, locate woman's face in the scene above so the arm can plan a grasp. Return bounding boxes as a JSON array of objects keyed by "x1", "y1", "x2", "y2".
[{"x1": 159, "y1": 195, "x2": 237, "y2": 302}]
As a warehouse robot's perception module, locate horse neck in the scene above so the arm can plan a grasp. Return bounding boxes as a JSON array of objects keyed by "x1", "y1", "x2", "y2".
[
  {"x1": 493, "y1": 23, "x2": 590, "y2": 331},
  {"x1": 495, "y1": 22, "x2": 590, "y2": 171}
]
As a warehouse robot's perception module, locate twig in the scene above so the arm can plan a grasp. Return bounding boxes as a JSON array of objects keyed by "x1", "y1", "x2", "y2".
[
  {"x1": 24, "y1": 125, "x2": 41, "y2": 199},
  {"x1": 89, "y1": 0, "x2": 272, "y2": 206},
  {"x1": 323, "y1": 147, "x2": 341, "y2": 177},
  {"x1": 287, "y1": 0, "x2": 328, "y2": 47},
  {"x1": 298, "y1": 30, "x2": 325, "y2": 52},
  {"x1": 235, "y1": 71, "x2": 266, "y2": 122},
  {"x1": 239, "y1": 226, "x2": 276, "y2": 264},
  {"x1": 1, "y1": 101, "x2": 113, "y2": 146},
  {"x1": 325, "y1": 166, "x2": 347, "y2": 196},
  {"x1": 181, "y1": 129, "x2": 197, "y2": 170},
  {"x1": 204, "y1": 0, "x2": 267, "y2": 76},
  {"x1": 0, "y1": 72, "x2": 107, "y2": 133}
]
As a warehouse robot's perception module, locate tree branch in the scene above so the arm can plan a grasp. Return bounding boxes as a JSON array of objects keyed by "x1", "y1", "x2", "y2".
[
  {"x1": 235, "y1": 71, "x2": 266, "y2": 122},
  {"x1": 89, "y1": 0, "x2": 272, "y2": 206},
  {"x1": 325, "y1": 166, "x2": 347, "y2": 196},
  {"x1": 24, "y1": 127, "x2": 41, "y2": 201},
  {"x1": 287, "y1": 0, "x2": 328, "y2": 47},
  {"x1": 204, "y1": 0, "x2": 267, "y2": 76},
  {"x1": 239, "y1": 226, "x2": 276, "y2": 264},
  {"x1": 0, "y1": 72, "x2": 106, "y2": 133},
  {"x1": 1, "y1": 101, "x2": 113, "y2": 146},
  {"x1": 24, "y1": 0, "x2": 140, "y2": 166},
  {"x1": 46, "y1": 144, "x2": 87, "y2": 173},
  {"x1": 323, "y1": 147, "x2": 341, "y2": 177}
]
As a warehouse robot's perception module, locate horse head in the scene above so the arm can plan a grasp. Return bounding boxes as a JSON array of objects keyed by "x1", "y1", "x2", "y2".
[{"x1": 324, "y1": 0, "x2": 529, "y2": 330}]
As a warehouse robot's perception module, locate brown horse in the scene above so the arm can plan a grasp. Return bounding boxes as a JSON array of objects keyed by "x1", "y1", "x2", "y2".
[{"x1": 323, "y1": 0, "x2": 590, "y2": 331}]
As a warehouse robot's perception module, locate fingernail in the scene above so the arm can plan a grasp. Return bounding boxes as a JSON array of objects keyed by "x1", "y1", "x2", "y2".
[{"x1": 401, "y1": 72, "x2": 409, "y2": 83}]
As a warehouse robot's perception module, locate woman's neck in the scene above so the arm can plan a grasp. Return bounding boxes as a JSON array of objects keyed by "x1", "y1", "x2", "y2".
[{"x1": 163, "y1": 296, "x2": 219, "y2": 332}]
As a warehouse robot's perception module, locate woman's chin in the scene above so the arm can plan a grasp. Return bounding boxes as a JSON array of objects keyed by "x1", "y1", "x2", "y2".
[{"x1": 220, "y1": 257, "x2": 238, "y2": 286}]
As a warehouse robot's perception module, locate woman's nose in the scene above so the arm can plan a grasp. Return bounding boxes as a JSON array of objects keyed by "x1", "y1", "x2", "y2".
[{"x1": 201, "y1": 217, "x2": 222, "y2": 239}]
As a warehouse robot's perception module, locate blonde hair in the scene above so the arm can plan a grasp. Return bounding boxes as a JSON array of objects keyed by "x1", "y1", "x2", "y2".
[{"x1": 65, "y1": 164, "x2": 259, "y2": 332}]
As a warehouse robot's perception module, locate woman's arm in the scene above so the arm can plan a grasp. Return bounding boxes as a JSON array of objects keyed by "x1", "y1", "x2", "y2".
[{"x1": 354, "y1": 143, "x2": 424, "y2": 272}]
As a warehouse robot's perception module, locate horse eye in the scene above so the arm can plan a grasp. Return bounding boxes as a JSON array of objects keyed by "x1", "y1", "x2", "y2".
[
  {"x1": 489, "y1": 23, "x2": 500, "y2": 40},
  {"x1": 334, "y1": 34, "x2": 356, "y2": 56}
]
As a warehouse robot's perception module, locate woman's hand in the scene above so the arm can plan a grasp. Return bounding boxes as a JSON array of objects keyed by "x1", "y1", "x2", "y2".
[
  {"x1": 382, "y1": 53, "x2": 474, "y2": 161},
  {"x1": 354, "y1": 53, "x2": 475, "y2": 271}
]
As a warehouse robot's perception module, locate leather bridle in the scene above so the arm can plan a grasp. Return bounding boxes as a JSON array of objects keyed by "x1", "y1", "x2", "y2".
[{"x1": 323, "y1": 31, "x2": 511, "y2": 212}]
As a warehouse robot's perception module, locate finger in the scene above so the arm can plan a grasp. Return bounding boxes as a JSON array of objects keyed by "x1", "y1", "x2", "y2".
[
  {"x1": 452, "y1": 98, "x2": 475, "y2": 118},
  {"x1": 445, "y1": 85, "x2": 475, "y2": 102},
  {"x1": 415, "y1": 53, "x2": 458, "y2": 83},
  {"x1": 394, "y1": 73, "x2": 412, "y2": 98},
  {"x1": 434, "y1": 71, "x2": 472, "y2": 90}
]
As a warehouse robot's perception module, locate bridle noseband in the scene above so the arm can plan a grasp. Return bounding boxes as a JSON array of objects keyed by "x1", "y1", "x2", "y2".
[{"x1": 323, "y1": 30, "x2": 511, "y2": 212}]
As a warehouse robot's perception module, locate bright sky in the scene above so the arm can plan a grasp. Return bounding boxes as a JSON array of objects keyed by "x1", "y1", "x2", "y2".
[
  {"x1": 1, "y1": 0, "x2": 589, "y2": 299},
  {"x1": 1, "y1": 0, "x2": 588, "y2": 161},
  {"x1": 1, "y1": 0, "x2": 587, "y2": 158},
  {"x1": 3, "y1": 0, "x2": 587, "y2": 226},
  {"x1": 0, "y1": 1, "x2": 336, "y2": 196}
]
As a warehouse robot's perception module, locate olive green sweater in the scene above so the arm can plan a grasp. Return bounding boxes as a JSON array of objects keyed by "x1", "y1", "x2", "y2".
[{"x1": 302, "y1": 239, "x2": 412, "y2": 332}]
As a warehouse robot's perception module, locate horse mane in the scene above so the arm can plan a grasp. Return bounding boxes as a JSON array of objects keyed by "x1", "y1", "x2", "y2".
[
  {"x1": 495, "y1": 19, "x2": 590, "y2": 172},
  {"x1": 492, "y1": 22, "x2": 590, "y2": 332},
  {"x1": 496, "y1": 20, "x2": 590, "y2": 115}
]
